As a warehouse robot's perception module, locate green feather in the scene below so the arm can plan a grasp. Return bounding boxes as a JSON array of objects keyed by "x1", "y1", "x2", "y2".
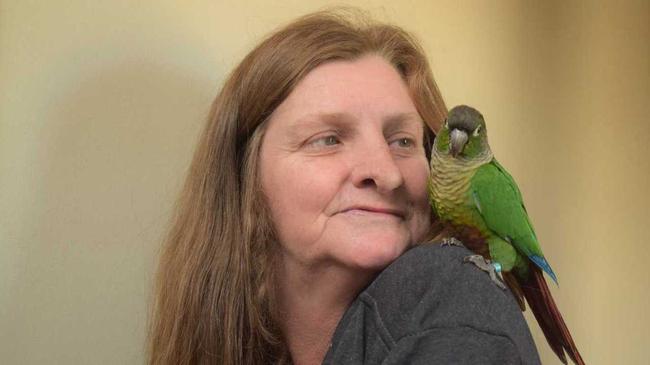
[{"x1": 470, "y1": 160, "x2": 555, "y2": 278}]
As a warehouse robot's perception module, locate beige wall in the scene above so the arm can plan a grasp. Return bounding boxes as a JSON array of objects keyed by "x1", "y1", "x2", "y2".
[{"x1": 1, "y1": 1, "x2": 648, "y2": 363}]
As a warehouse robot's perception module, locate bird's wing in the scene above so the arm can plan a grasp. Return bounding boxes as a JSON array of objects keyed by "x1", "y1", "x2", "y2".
[{"x1": 470, "y1": 160, "x2": 557, "y2": 281}]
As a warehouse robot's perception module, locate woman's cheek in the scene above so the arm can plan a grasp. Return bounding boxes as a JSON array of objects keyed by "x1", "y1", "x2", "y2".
[{"x1": 406, "y1": 156, "x2": 432, "y2": 241}]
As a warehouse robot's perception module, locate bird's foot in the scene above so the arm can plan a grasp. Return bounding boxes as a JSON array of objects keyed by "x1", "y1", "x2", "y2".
[
  {"x1": 440, "y1": 237, "x2": 465, "y2": 248},
  {"x1": 463, "y1": 255, "x2": 507, "y2": 290}
]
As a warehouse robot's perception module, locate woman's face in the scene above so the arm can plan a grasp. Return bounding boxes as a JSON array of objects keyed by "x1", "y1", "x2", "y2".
[{"x1": 259, "y1": 55, "x2": 431, "y2": 271}]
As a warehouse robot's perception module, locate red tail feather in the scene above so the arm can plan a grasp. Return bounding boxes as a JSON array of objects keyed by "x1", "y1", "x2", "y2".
[{"x1": 520, "y1": 265, "x2": 585, "y2": 365}]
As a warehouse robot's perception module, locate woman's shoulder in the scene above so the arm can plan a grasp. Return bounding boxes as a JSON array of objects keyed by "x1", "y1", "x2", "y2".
[
  {"x1": 323, "y1": 243, "x2": 541, "y2": 364},
  {"x1": 363, "y1": 243, "x2": 527, "y2": 337}
]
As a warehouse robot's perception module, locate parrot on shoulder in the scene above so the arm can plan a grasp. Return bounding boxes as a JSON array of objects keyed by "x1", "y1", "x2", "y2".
[{"x1": 427, "y1": 105, "x2": 584, "y2": 365}]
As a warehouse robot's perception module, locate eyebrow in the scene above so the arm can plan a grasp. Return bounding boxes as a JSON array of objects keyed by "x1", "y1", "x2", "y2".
[
  {"x1": 292, "y1": 112, "x2": 355, "y2": 130},
  {"x1": 292, "y1": 111, "x2": 422, "y2": 130},
  {"x1": 383, "y1": 112, "x2": 424, "y2": 135}
]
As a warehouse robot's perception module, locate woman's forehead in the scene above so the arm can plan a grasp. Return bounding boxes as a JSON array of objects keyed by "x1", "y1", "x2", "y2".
[{"x1": 269, "y1": 56, "x2": 420, "y2": 129}]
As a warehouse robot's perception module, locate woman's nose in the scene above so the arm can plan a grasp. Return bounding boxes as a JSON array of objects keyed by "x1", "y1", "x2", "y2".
[{"x1": 350, "y1": 141, "x2": 404, "y2": 194}]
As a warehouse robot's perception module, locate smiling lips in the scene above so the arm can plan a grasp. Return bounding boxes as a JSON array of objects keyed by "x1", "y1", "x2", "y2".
[{"x1": 340, "y1": 206, "x2": 406, "y2": 219}]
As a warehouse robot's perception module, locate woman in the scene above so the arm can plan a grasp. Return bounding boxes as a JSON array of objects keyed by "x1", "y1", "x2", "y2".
[{"x1": 148, "y1": 8, "x2": 539, "y2": 365}]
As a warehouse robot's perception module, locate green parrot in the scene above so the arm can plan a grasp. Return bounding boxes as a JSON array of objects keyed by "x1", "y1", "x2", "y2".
[{"x1": 428, "y1": 105, "x2": 584, "y2": 365}]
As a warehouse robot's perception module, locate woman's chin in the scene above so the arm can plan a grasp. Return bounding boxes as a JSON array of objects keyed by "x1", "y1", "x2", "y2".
[{"x1": 340, "y1": 233, "x2": 410, "y2": 271}]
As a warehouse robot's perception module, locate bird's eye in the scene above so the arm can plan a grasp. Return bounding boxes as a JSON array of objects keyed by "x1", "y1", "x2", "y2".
[{"x1": 473, "y1": 126, "x2": 481, "y2": 137}]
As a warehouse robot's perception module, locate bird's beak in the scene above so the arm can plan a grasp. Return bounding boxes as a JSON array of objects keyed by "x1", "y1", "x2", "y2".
[{"x1": 449, "y1": 129, "x2": 468, "y2": 157}]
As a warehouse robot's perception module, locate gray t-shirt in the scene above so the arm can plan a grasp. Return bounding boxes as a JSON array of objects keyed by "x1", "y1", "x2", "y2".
[{"x1": 322, "y1": 244, "x2": 541, "y2": 364}]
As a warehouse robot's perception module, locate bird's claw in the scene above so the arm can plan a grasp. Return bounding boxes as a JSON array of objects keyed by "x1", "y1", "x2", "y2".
[
  {"x1": 440, "y1": 237, "x2": 465, "y2": 248},
  {"x1": 463, "y1": 255, "x2": 507, "y2": 290}
]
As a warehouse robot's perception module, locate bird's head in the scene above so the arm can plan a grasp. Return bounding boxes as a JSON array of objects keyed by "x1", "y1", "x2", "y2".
[{"x1": 434, "y1": 105, "x2": 489, "y2": 160}]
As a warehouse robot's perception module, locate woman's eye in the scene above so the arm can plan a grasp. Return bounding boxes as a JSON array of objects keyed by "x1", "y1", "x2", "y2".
[
  {"x1": 322, "y1": 135, "x2": 340, "y2": 145},
  {"x1": 391, "y1": 137, "x2": 415, "y2": 149},
  {"x1": 308, "y1": 135, "x2": 341, "y2": 148}
]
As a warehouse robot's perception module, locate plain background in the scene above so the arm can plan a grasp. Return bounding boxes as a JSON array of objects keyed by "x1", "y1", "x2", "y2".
[{"x1": 1, "y1": 1, "x2": 648, "y2": 364}]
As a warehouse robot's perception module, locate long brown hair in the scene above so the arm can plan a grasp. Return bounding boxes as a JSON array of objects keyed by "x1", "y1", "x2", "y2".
[{"x1": 148, "y1": 7, "x2": 447, "y2": 365}]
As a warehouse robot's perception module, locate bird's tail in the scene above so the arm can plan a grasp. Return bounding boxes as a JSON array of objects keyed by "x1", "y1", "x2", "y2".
[{"x1": 520, "y1": 265, "x2": 585, "y2": 365}]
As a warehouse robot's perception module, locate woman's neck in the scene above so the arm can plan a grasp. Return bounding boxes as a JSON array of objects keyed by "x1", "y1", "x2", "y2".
[{"x1": 276, "y1": 256, "x2": 376, "y2": 365}]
